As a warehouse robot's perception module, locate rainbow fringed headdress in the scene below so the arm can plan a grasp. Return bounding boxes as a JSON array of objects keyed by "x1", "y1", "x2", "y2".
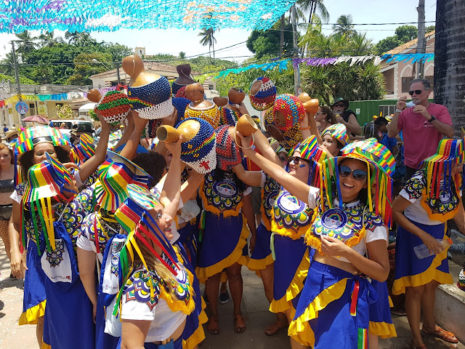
[
  {"x1": 288, "y1": 136, "x2": 321, "y2": 186},
  {"x1": 322, "y1": 123, "x2": 349, "y2": 147},
  {"x1": 95, "y1": 151, "x2": 152, "y2": 212},
  {"x1": 113, "y1": 184, "x2": 187, "y2": 316},
  {"x1": 70, "y1": 134, "x2": 95, "y2": 165},
  {"x1": 320, "y1": 138, "x2": 396, "y2": 227},
  {"x1": 21, "y1": 153, "x2": 76, "y2": 255},
  {"x1": 16, "y1": 126, "x2": 70, "y2": 157},
  {"x1": 420, "y1": 138, "x2": 463, "y2": 202}
]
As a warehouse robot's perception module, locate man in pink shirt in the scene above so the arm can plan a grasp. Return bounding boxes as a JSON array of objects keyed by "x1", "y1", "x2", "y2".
[{"x1": 388, "y1": 79, "x2": 454, "y2": 178}]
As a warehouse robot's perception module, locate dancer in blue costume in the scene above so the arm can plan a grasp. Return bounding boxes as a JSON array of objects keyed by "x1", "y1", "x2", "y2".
[
  {"x1": 392, "y1": 138, "x2": 465, "y2": 348},
  {"x1": 104, "y1": 136, "x2": 195, "y2": 349},
  {"x1": 197, "y1": 124, "x2": 256, "y2": 335},
  {"x1": 234, "y1": 134, "x2": 289, "y2": 336},
  {"x1": 236, "y1": 130, "x2": 322, "y2": 349},
  {"x1": 239, "y1": 134, "x2": 394, "y2": 349},
  {"x1": 9, "y1": 120, "x2": 110, "y2": 348}
]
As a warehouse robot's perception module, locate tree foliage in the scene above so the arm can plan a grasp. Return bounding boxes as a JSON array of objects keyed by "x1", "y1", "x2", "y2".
[
  {"x1": 246, "y1": 21, "x2": 294, "y2": 59},
  {"x1": 374, "y1": 25, "x2": 428, "y2": 55},
  {"x1": 0, "y1": 31, "x2": 132, "y2": 86}
]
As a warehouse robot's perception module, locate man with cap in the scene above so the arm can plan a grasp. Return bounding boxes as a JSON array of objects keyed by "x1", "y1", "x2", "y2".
[{"x1": 331, "y1": 97, "x2": 362, "y2": 136}]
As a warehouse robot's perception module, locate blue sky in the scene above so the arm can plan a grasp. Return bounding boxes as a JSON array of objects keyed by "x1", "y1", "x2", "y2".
[{"x1": 0, "y1": 0, "x2": 437, "y2": 61}]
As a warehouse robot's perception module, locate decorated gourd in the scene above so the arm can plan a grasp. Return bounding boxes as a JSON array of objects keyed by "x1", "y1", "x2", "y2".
[
  {"x1": 122, "y1": 55, "x2": 173, "y2": 120},
  {"x1": 249, "y1": 77, "x2": 276, "y2": 111}
]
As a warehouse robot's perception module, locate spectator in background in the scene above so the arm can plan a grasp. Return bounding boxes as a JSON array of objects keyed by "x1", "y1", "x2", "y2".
[
  {"x1": 388, "y1": 79, "x2": 454, "y2": 179},
  {"x1": 331, "y1": 97, "x2": 362, "y2": 136},
  {"x1": 314, "y1": 106, "x2": 336, "y2": 134},
  {"x1": 374, "y1": 117, "x2": 397, "y2": 154}
]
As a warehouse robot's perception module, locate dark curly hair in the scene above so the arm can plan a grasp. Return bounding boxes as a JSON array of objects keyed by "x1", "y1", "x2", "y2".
[{"x1": 132, "y1": 151, "x2": 167, "y2": 188}]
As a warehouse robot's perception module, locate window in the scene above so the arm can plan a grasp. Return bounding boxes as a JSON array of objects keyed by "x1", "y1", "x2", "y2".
[{"x1": 379, "y1": 105, "x2": 396, "y2": 117}]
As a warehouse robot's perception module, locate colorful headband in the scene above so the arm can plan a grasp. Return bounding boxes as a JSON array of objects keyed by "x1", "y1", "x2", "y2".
[
  {"x1": 322, "y1": 123, "x2": 350, "y2": 146},
  {"x1": 176, "y1": 117, "x2": 217, "y2": 174},
  {"x1": 70, "y1": 134, "x2": 95, "y2": 164},
  {"x1": 128, "y1": 76, "x2": 174, "y2": 120},
  {"x1": 16, "y1": 126, "x2": 70, "y2": 156},
  {"x1": 290, "y1": 136, "x2": 321, "y2": 186},
  {"x1": 215, "y1": 125, "x2": 241, "y2": 171},
  {"x1": 21, "y1": 153, "x2": 76, "y2": 255},
  {"x1": 249, "y1": 77, "x2": 277, "y2": 111},
  {"x1": 95, "y1": 151, "x2": 153, "y2": 212},
  {"x1": 95, "y1": 90, "x2": 131, "y2": 126},
  {"x1": 184, "y1": 102, "x2": 221, "y2": 129},
  {"x1": 273, "y1": 94, "x2": 305, "y2": 132},
  {"x1": 320, "y1": 138, "x2": 395, "y2": 227}
]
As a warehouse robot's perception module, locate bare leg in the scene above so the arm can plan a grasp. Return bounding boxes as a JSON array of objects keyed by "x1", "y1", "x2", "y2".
[
  {"x1": 205, "y1": 273, "x2": 221, "y2": 334},
  {"x1": 405, "y1": 285, "x2": 425, "y2": 347},
  {"x1": 421, "y1": 281, "x2": 438, "y2": 331},
  {"x1": 36, "y1": 316, "x2": 44, "y2": 348},
  {"x1": 226, "y1": 263, "x2": 246, "y2": 332},
  {"x1": 0, "y1": 220, "x2": 11, "y2": 261},
  {"x1": 368, "y1": 332, "x2": 379, "y2": 349},
  {"x1": 285, "y1": 309, "x2": 308, "y2": 349},
  {"x1": 260, "y1": 263, "x2": 287, "y2": 335}
]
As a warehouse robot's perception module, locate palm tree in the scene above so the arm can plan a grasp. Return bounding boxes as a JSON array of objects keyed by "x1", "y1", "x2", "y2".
[
  {"x1": 297, "y1": 0, "x2": 329, "y2": 24},
  {"x1": 434, "y1": 1, "x2": 465, "y2": 132},
  {"x1": 15, "y1": 31, "x2": 36, "y2": 59},
  {"x1": 333, "y1": 15, "x2": 356, "y2": 37},
  {"x1": 38, "y1": 31, "x2": 59, "y2": 48},
  {"x1": 198, "y1": 28, "x2": 217, "y2": 59},
  {"x1": 64, "y1": 31, "x2": 93, "y2": 46}
]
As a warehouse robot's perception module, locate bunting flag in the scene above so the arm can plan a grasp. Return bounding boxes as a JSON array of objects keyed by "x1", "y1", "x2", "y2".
[
  {"x1": 215, "y1": 53, "x2": 434, "y2": 78},
  {"x1": 0, "y1": 0, "x2": 298, "y2": 33}
]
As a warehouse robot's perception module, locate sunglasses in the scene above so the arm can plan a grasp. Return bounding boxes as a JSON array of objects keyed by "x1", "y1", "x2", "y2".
[
  {"x1": 339, "y1": 165, "x2": 367, "y2": 181},
  {"x1": 408, "y1": 90, "x2": 423, "y2": 96},
  {"x1": 333, "y1": 103, "x2": 345, "y2": 108},
  {"x1": 288, "y1": 156, "x2": 310, "y2": 166}
]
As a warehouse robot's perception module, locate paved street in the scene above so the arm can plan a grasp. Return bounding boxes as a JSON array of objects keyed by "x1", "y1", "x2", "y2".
[{"x1": 1, "y1": 239, "x2": 463, "y2": 349}]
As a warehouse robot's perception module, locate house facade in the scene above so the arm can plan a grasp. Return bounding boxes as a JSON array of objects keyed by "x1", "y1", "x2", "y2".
[{"x1": 381, "y1": 31, "x2": 435, "y2": 100}]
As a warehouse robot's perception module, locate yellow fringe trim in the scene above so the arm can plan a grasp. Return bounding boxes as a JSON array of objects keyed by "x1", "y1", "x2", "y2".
[
  {"x1": 288, "y1": 278, "x2": 348, "y2": 347},
  {"x1": 199, "y1": 181, "x2": 243, "y2": 217},
  {"x1": 369, "y1": 321, "x2": 397, "y2": 339},
  {"x1": 182, "y1": 292, "x2": 209, "y2": 349},
  {"x1": 392, "y1": 244, "x2": 452, "y2": 295},
  {"x1": 19, "y1": 300, "x2": 46, "y2": 325},
  {"x1": 269, "y1": 249, "x2": 310, "y2": 314},
  {"x1": 247, "y1": 253, "x2": 274, "y2": 271},
  {"x1": 161, "y1": 267, "x2": 196, "y2": 315},
  {"x1": 420, "y1": 187, "x2": 459, "y2": 222},
  {"x1": 41, "y1": 343, "x2": 51, "y2": 349},
  {"x1": 388, "y1": 295, "x2": 393, "y2": 308},
  {"x1": 195, "y1": 219, "x2": 249, "y2": 283}
]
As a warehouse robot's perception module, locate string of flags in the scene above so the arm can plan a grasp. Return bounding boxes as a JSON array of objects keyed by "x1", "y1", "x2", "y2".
[{"x1": 215, "y1": 53, "x2": 435, "y2": 78}]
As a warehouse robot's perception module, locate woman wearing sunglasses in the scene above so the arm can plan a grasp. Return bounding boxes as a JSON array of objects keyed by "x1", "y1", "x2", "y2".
[
  {"x1": 392, "y1": 139, "x2": 465, "y2": 348},
  {"x1": 237, "y1": 133, "x2": 393, "y2": 349},
  {"x1": 235, "y1": 133, "x2": 322, "y2": 349}
]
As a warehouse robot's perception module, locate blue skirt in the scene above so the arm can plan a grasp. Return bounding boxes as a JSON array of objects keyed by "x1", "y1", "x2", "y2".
[
  {"x1": 289, "y1": 261, "x2": 374, "y2": 348},
  {"x1": 178, "y1": 222, "x2": 198, "y2": 269},
  {"x1": 269, "y1": 235, "x2": 308, "y2": 314},
  {"x1": 393, "y1": 219, "x2": 452, "y2": 295},
  {"x1": 369, "y1": 280, "x2": 396, "y2": 338},
  {"x1": 248, "y1": 223, "x2": 273, "y2": 271},
  {"x1": 20, "y1": 240, "x2": 47, "y2": 325},
  {"x1": 196, "y1": 212, "x2": 248, "y2": 282}
]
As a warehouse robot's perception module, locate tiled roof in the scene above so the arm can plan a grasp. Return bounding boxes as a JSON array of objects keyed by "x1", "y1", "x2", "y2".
[{"x1": 385, "y1": 30, "x2": 435, "y2": 54}]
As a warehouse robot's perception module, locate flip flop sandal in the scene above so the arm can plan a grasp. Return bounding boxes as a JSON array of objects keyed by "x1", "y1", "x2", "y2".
[
  {"x1": 234, "y1": 315, "x2": 246, "y2": 334},
  {"x1": 421, "y1": 326, "x2": 459, "y2": 344}
]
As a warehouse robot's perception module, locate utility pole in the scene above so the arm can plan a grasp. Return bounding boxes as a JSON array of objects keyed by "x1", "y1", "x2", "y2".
[
  {"x1": 11, "y1": 41, "x2": 22, "y2": 100},
  {"x1": 291, "y1": 4, "x2": 301, "y2": 95},
  {"x1": 115, "y1": 64, "x2": 121, "y2": 85},
  {"x1": 416, "y1": 0, "x2": 426, "y2": 79}
]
